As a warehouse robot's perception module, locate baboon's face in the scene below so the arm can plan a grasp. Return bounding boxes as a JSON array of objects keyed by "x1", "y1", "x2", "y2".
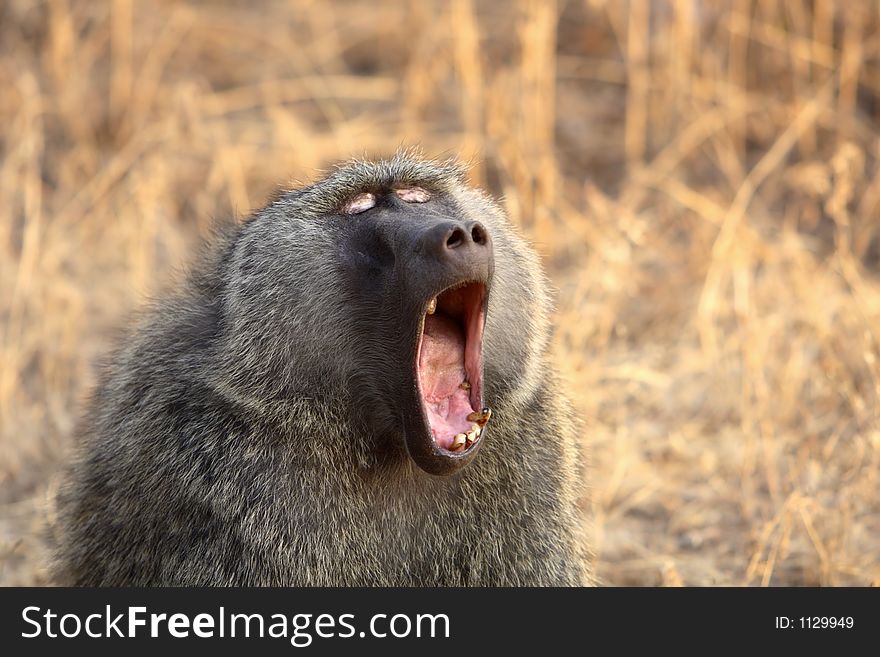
[
  {"x1": 335, "y1": 187, "x2": 494, "y2": 475},
  {"x1": 224, "y1": 162, "x2": 547, "y2": 477}
]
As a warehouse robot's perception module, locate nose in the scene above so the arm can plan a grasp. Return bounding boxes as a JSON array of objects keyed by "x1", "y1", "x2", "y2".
[
  {"x1": 444, "y1": 221, "x2": 489, "y2": 250},
  {"x1": 421, "y1": 220, "x2": 492, "y2": 260}
]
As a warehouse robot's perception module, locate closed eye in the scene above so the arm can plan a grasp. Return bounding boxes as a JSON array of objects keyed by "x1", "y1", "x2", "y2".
[
  {"x1": 343, "y1": 192, "x2": 376, "y2": 215},
  {"x1": 395, "y1": 187, "x2": 431, "y2": 203}
]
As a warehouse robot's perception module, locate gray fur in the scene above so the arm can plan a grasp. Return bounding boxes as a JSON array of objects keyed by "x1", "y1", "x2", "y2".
[{"x1": 54, "y1": 153, "x2": 590, "y2": 586}]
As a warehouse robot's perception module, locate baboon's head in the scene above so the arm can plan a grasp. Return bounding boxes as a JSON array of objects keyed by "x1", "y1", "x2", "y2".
[{"x1": 217, "y1": 154, "x2": 550, "y2": 476}]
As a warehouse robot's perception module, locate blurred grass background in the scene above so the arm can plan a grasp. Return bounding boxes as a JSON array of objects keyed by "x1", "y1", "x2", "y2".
[{"x1": 2, "y1": 0, "x2": 880, "y2": 586}]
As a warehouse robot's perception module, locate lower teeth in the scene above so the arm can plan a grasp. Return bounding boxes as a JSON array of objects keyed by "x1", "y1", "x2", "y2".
[{"x1": 449, "y1": 425, "x2": 482, "y2": 451}]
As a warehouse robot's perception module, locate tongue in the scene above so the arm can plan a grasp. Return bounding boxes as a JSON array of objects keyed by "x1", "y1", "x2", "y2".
[{"x1": 419, "y1": 314, "x2": 475, "y2": 448}]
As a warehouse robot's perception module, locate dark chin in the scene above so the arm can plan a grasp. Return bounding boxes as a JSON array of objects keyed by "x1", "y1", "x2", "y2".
[
  {"x1": 402, "y1": 351, "x2": 487, "y2": 476},
  {"x1": 402, "y1": 420, "x2": 484, "y2": 476}
]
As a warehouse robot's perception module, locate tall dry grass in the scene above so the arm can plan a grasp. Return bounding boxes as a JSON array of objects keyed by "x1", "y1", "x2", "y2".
[{"x1": 1, "y1": 0, "x2": 879, "y2": 586}]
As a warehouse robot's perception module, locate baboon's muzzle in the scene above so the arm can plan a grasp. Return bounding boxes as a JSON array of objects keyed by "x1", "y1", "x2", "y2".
[{"x1": 397, "y1": 214, "x2": 494, "y2": 476}]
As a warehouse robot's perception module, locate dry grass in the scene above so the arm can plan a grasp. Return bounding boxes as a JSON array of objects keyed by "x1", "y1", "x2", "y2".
[{"x1": 2, "y1": 0, "x2": 879, "y2": 586}]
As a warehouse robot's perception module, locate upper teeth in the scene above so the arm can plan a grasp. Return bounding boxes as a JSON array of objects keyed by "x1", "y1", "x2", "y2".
[{"x1": 426, "y1": 298, "x2": 437, "y2": 315}]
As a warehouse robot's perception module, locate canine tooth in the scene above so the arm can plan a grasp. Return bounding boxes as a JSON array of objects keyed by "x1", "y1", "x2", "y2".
[
  {"x1": 470, "y1": 423, "x2": 480, "y2": 433},
  {"x1": 459, "y1": 381, "x2": 471, "y2": 390},
  {"x1": 451, "y1": 433, "x2": 467, "y2": 450},
  {"x1": 426, "y1": 298, "x2": 437, "y2": 315},
  {"x1": 466, "y1": 408, "x2": 491, "y2": 426}
]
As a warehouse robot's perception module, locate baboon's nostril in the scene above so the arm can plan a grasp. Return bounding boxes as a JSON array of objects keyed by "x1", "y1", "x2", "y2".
[
  {"x1": 471, "y1": 224, "x2": 488, "y2": 245},
  {"x1": 446, "y1": 228, "x2": 466, "y2": 249}
]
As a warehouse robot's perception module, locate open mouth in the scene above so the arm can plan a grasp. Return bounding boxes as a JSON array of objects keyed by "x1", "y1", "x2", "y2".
[{"x1": 416, "y1": 281, "x2": 490, "y2": 455}]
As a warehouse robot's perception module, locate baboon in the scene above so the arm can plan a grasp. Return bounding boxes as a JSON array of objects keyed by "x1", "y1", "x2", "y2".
[{"x1": 54, "y1": 154, "x2": 589, "y2": 586}]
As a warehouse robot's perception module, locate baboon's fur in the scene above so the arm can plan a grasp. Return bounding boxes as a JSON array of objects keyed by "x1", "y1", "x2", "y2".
[{"x1": 54, "y1": 154, "x2": 590, "y2": 586}]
